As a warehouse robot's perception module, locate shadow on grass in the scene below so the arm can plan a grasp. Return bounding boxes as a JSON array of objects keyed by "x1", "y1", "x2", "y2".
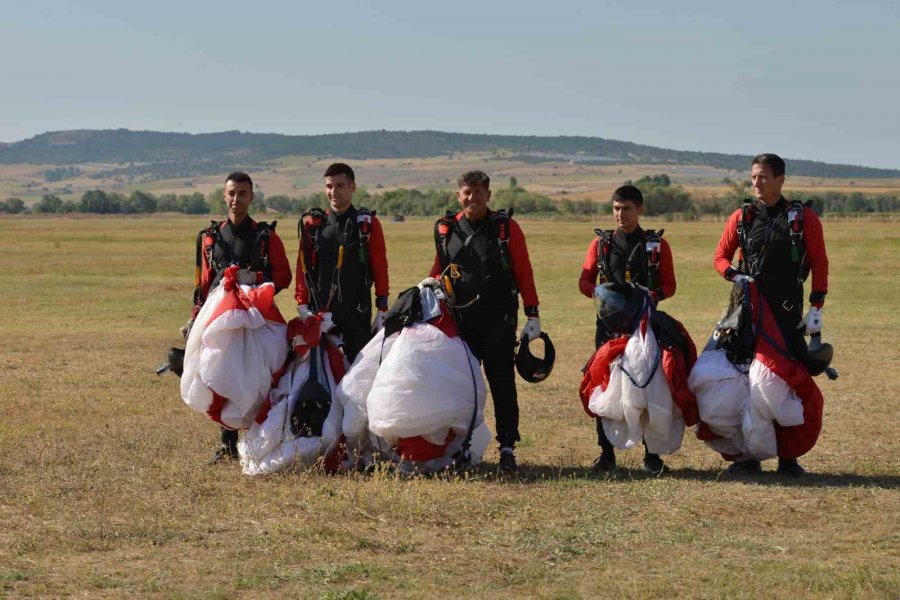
[{"x1": 468, "y1": 463, "x2": 900, "y2": 489}]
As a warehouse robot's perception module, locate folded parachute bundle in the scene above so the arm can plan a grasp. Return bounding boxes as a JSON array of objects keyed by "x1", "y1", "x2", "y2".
[
  {"x1": 336, "y1": 281, "x2": 491, "y2": 474},
  {"x1": 688, "y1": 280, "x2": 823, "y2": 461},
  {"x1": 238, "y1": 314, "x2": 349, "y2": 475},
  {"x1": 181, "y1": 265, "x2": 288, "y2": 430},
  {"x1": 580, "y1": 284, "x2": 699, "y2": 456}
]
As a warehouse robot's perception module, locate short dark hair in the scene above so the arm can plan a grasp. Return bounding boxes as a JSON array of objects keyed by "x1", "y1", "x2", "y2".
[
  {"x1": 225, "y1": 171, "x2": 253, "y2": 188},
  {"x1": 751, "y1": 153, "x2": 786, "y2": 178},
  {"x1": 611, "y1": 185, "x2": 643, "y2": 207},
  {"x1": 324, "y1": 163, "x2": 355, "y2": 182},
  {"x1": 457, "y1": 170, "x2": 490, "y2": 189}
]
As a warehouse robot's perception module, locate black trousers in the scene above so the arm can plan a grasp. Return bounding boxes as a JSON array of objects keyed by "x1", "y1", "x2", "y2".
[
  {"x1": 334, "y1": 310, "x2": 373, "y2": 364},
  {"x1": 459, "y1": 312, "x2": 519, "y2": 448}
]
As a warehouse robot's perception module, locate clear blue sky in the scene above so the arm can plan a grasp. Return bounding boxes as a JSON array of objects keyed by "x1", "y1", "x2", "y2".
[{"x1": 3, "y1": 0, "x2": 898, "y2": 168}]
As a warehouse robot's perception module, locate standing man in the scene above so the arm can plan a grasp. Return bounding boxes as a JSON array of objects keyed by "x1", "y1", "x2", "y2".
[
  {"x1": 295, "y1": 163, "x2": 389, "y2": 363},
  {"x1": 713, "y1": 153, "x2": 829, "y2": 476},
  {"x1": 578, "y1": 184, "x2": 677, "y2": 474},
  {"x1": 430, "y1": 170, "x2": 541, "y2": 473},
  {"x1": 188, "y1": 171, "x2": 293, "y2": 464}
]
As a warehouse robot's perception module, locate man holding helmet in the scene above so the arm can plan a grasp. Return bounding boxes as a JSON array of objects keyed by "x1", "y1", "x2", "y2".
[{"x1": 430, "y1": 170, "x2": 542, "y2": 473}]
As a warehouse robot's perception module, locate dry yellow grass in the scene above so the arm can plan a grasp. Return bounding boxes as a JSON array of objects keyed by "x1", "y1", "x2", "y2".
[{"x1": 0, "y1": 215, "x2": 898, "y2": 599}]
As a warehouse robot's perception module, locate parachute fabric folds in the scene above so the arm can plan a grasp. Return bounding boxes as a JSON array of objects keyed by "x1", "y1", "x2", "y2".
[
  {"x1": 336, "y1": 285, "x2": 490, "y2": 473},
  {"x1": 368, "y1": 323, "x2": 484, "y2": 444},
  {"x1": 181, "y1": 267, "x2": 287, "y2": 430},
  {"x1": 239, "y1": 317, "x2": 349, "y2": 476},
  {"x1": 586, "y1": 320, "x2": 685, "y2": 455},
  {"x1": 689, "y1": 281, "x2": 823, "y2": 461}
]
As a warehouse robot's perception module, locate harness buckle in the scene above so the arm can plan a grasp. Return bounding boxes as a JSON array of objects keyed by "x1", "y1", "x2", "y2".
[{"x1": 450, "y1": 263, "x2": 461, "y2": 280}]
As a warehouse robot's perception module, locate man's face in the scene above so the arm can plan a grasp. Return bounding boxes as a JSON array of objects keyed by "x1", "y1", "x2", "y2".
[
  {"x1": 325, "y1": 174, "x2": 356, "y2": 213},
  {"x1": 613, "y1": 199, "x2": 644, "y2": 233},
  {"x1": 224, "y1": 179, "x2": 253, "y2": 224},
  {"x1": 457, "y1": 182, "x2": 491, "y2": 221},
  {"x1": 751, "y1": 163, "x2": 785, "y2": 207}
]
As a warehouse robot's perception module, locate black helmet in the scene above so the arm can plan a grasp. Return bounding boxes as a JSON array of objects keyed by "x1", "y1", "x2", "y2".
[
  {"x1": 516, "y1": 332, "x2": 556, "y2": 383},
  {"x1": 593, "y1": 282, "x2": 647, "y2": 334},
  {"x1": 803, "y1": 335, "x2": 834, "y2": 376},
  {"x1": 167, "y1": 347, "x2": 184, "y2": 377}
]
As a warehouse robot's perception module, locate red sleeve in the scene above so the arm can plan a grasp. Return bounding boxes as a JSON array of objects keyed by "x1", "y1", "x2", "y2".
[
  {"x1": 803, "y1": 207, "x2": 829, "y2": 304},
  {"x1": 655, "y1": 238, "x2": 676, "y2": 301},
  {"x1": 368, "y1": 217, "x2": 389, "y2": 298},
  {"x1": 509, "y1": 219, "x2": 539, "y2": 309},
  {"x1": 714, "y1": 209, "x2": 742, "y2": 278},
  {"x1": 294, "y1": 241, "x2": 310, "y2": 306},
  {"x1": 579, "y1": 238, "x2": 600, "y2": 298},
  {"x1": 264, "y1": 231, "x2": 292, "y2": 293},
  {"x1": 429, "y1": 255, "x2": 442, "y2": 278}
]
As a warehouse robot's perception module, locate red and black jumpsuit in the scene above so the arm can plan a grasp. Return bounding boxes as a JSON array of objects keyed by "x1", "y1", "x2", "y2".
[
  {"x1": 578, "y1": 226, "x2": 677, "y2": 347},
  {"x1": 294, "y1": 206, "x2": 389, "y2": 363},
  {"x1": 192, "y1": 217, "x2": 292, "y2": 449},
  {"x1": 714, "y1": 198, "x2": 829, "y2": 352},
  {"x1": 577, "y1": 225, "x2": 677, "y2": 454},
  {"x1": 430, "y1": 210, "x2": 539, "y2": 449}
]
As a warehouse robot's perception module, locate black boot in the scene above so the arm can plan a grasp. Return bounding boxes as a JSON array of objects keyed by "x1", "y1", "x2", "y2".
[
  {"x1": 499, "y1": 447, "x2": 518, "y2": 474},
  {"x1": 591, "y1": 451, "x2": 617, "y2": 474},
  {"x1": 208, "y1": 428, "x2": 239, "y2": 465},
  {"x1": 777, "y1": 458, "x2": 806, "y2": 477},
  {"x1": 592, "y1": 418, "x2": 617, "y2": 473},
  {"x1": 642, "y1": 452, "x2": 667, "y2": 475},
  {"x1": 724, "y1": 459, "x2": 762, "y2": 476}
]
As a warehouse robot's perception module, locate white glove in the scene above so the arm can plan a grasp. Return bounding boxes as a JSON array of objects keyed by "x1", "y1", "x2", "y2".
[
  {"x1": 372, "y1": 310, "x2": 386, "y2": 333},
  {"x1": 235, "y1": 269, "x2": 257, "y2": 286},
  {"x1": 520, "y1": 317, "x2": 541, "y2": 341},
  {"x1": 319, "y1": 312, "x2": 334, "y2": 333},
  {"x1": 297, "y1": 304, "x2": 315, "y2": 321},
  {"x1": 732, "y1": 274, "x2": 754, "y2": 284},
  {"x1": 418, "y1": 277, "x2": 441, "y2": 289},
  {"x1": 803, "y1": 306, "x2": 823, "y2": 335}
]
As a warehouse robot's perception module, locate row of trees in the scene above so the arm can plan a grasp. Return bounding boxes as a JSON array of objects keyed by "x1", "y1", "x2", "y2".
[{"x1": 3, "y1": 175, "x2": 900, "y2": 216}]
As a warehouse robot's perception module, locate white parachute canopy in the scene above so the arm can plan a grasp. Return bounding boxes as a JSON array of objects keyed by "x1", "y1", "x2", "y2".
[
  {"x1": 588, "y1": 320, "x2": 685, "y2": 455},
  {"x1": 336, "y1": 284, "x2": 491, "y2": 473},
  {"x1": 180, "y1": 268, "x2": 288, "y2": 430},
  {"x1": 689, "y1": 339, "x2": 805, "y2": 461},
  {"x1": 239, "y1": 321, "x2": 348, "y2": 476}
]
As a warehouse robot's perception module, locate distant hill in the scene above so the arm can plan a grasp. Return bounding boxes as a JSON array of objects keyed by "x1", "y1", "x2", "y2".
[{"x1": 1, "y1": 128, "x2": 897, "y2": 179}]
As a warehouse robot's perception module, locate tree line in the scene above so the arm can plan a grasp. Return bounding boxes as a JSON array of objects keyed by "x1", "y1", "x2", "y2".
[{"x1": 3, "y1": 174, "x2": 899, "y2": 216}]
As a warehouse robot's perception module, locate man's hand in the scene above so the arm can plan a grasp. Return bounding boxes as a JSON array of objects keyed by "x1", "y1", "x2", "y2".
[
  {"x1": 235, "y1": 269, "x2": 257, "y2": 286},
  {"x1": 802, "y1": 306, "x2": 823, "y2": 335},
  {"x1": 520, "y1": 317, "x2": 541, "y2": 342},
  {"x1": 179, "y1": 318, "x2": 194, "y2": 340},
  {"x1": 732, "y1": 274, "x2": 754, "y2": 285},
  {"x1": 297, "y1": 304, "x2": 315, "y2": 321},
  {"x1": 372, "y1": 309, "x2": 387, "y2": 333}
]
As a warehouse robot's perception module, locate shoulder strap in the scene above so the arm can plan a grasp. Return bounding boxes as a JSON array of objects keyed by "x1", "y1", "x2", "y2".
[
  {"x1": 593, "y1": 228, "x2": 613, "y2": 282},
  {"x1": 434, "y1": 210, "x2": 457, "y2": 264},
  {"x1": 192, "y1": 220, "x2": 220, "y2": 308},
  {"x1": 643, "y1": 228, "x2": 664, "y2": 274},
  {"x1": 355, "y1": 207, "x2": 374, "y2": 268},
  {"x1": 787, "y1": 199, "x2": 808, "y2": 278},
  {"x1": 736, "y1": 200, "x2": 756, "y2": 273},
  {"x1": 250, "y1": 220, "x2": 275, "y2": 269},
  {"x1": 490, "y1": 209, "x2": 512, "y2": 272}
]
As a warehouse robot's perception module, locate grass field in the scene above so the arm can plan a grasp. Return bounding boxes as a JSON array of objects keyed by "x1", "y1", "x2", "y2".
[{"x1": 1, "y1": 214, "x2": 898, "y2": 599}]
